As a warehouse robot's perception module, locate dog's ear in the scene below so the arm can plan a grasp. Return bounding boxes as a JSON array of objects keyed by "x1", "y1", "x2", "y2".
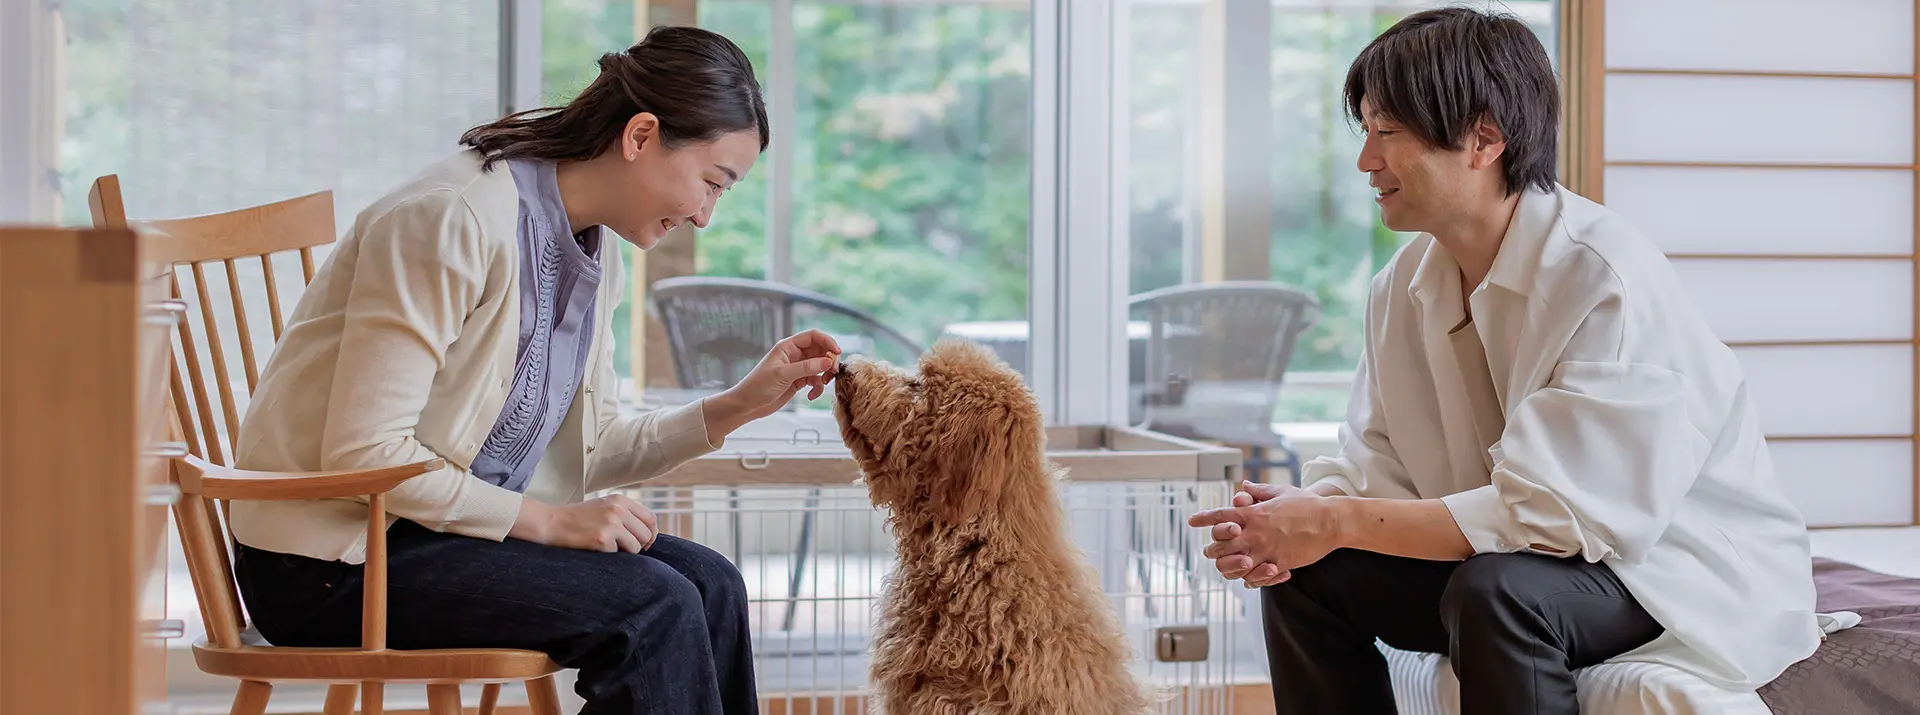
[
  {"x1": 917, "y1": 338, "x2": 1040, "y2": 525},
  {"x1": 928, "y1": 405, "x2": 1018, "y2": 525}
]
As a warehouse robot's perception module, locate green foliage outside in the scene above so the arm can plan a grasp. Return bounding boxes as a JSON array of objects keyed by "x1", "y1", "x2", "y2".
[
  {"x1": 543, "y1": 1, "x2": 1552, "y2": 423},
  {"x1": 54, "y1": 0, "x2": 1554, "y2": 427}
]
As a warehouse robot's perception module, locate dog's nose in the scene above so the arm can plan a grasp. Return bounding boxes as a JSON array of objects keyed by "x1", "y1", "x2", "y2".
[{"x1": 834, "y1": 361, "x2": 851, "y2": 379}]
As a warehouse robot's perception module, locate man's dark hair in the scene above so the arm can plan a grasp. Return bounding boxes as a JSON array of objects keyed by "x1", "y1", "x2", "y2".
[{"x1": 1344, "y1": 6, "x2": 1559, "y2": 195}]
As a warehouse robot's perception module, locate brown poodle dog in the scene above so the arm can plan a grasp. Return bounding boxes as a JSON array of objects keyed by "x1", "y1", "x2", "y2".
[{"x1": 831, "y1": 338, "x2": 1158, "y2": 715}]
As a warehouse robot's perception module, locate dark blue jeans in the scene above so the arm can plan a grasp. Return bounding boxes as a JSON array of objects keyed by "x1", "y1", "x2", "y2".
[{"x1": 234, "y1": 519, "x2": 758, "y2": 715}]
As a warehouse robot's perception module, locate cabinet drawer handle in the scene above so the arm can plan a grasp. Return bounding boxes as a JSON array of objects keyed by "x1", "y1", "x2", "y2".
[
  {"x1": 148, "y1": 442, "x2": 189, "y2": 459},
  {"x1": 143, "y1": 618, "x2": 185, "y2": 640},
  {"x1": 145, "y1": 299, "x2": 188, "y2": 326},
  {"x1": 145, "y1": 483, "x2": 182, "y2": 507}
]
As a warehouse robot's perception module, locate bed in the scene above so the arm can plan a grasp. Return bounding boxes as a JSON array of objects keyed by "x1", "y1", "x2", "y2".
[{"x1": 1377, "y1": 527, "x2": 1920, "y2": 715}]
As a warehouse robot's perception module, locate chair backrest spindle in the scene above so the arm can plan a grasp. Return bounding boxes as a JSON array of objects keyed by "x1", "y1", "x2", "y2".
[
  {"x1": 224, "y1": 258, "x2": 263, "y2": 390},
  {"x1": 90, "y1": 174, "x2": 339, "y2": 650},
  {"x1": 260, "y1": 254, "x2": 287, "y2": 341}
]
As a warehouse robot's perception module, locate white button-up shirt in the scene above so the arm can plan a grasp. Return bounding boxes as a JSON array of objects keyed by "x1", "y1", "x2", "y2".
[{"x1": 1304, "y1": 184, "x2": 1822, "y2": 689}]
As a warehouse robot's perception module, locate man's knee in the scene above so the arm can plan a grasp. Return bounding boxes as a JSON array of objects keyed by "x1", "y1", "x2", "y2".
[
  {"x1": 1439, "y1": 553, "x2": 1542, "y2": 627},
  {"x1": 1260, "y1": 548, "x2": 1389, "y2": 623},
  {"x1": 1274, "y1": 548, "x2": 1385, "y2": 598}
]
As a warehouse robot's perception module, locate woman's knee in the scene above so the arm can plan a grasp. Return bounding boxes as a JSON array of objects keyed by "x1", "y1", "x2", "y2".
[
  {"x1": 603, "y1": 555, "x2": 708, "y2": 631},
  {"x1": 650, "y1": 535, "x2": 749, "y2": 607}
]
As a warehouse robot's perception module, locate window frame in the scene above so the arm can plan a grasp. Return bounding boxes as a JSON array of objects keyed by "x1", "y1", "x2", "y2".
[{"x1": 0, "y1": 0, "x2": 62, "y2": 224}]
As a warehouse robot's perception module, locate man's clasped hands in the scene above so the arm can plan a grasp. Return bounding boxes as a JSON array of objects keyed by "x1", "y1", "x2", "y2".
[{"x1": 1187, "y1": 480, "x2": 1347, "y2": 589}]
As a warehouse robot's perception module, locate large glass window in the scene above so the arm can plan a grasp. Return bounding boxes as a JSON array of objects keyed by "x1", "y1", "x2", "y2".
[
  {"x1": 57, "y1": 0, "x2": 499, "y2": 232},
  {"x1": 544, "y1": 1, "x2": 1032, "y2": 409},
  {"x1": 51, "y1": 0, "x2": 505, "y2": 706},
  {"x1": 541, "y1": 2, "x2": 1036, "y2": 705},
  {"x1": 23, "y1": 0, "x2": 1582, "y2": 705},
  {"x1": 1122, "y1": 0, "x2": 1557, "y2": 465}
]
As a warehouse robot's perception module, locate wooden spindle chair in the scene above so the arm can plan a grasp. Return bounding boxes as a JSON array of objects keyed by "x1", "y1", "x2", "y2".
[{"x1": 91, "y1": 175, "x2": 564, "y2": 715}]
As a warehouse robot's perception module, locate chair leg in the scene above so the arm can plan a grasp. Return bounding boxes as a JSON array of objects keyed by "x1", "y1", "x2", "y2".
[
  {"x1": 478, "y1": 683, "x2": 502, "y2": 715},
  {"x1": 230, "y1": 681, "x2": 272, "y2": 715},
  {"x1": 322, "y1": 684, "x2": 358, "y2": 715},
  {"x1": 782, "y1": 491, "x2": 820, "y2": 632},
  {"x1": 362, "y1": 682, "x2": 384, "y2": 715},
  {"x1": 527, "y1": 675, "x2": 564, "y2": 715},
  {"x1": 426, "y1": 684, "x2": 462, "y2": 715}
]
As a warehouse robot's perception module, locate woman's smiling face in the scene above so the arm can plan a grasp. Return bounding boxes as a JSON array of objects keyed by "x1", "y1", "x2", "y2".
[{"x1": 605, "y1": 114, "x2": 759, "y2": 249}]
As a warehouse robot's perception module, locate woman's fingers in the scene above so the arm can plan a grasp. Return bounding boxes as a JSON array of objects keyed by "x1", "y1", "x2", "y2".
[
  {"x1": 609, "y1": 525, "x2": 642, "y2": 554},
  {"x1": 609, "y1": 494, "x2": 657, "y2": 532},
  {"x1": 616, "y1": 508, "x2": 654, "y2": 552},
  {"x1": 599, "y1": 496, "x2": 654, "y2": 552},
  {"x1": 779, "y1": 356, "x2": 838, "y2": 382},
  {"x1": 794, "y1": 329, "x2": 842, "y2": 356},
  {"x1": 777, "y1": 329, "x2": 841, "y2": 361}
]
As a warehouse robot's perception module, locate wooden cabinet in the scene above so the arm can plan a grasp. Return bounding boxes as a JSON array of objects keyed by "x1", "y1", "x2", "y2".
[{"x1": 1, "y1": 226, "x2": 179, "y2": 715}]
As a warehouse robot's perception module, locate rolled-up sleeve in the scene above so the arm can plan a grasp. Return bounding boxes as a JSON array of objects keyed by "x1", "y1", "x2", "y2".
[{"x1": 1444, "y1": 351, "x2": 1710, "y2": 563}]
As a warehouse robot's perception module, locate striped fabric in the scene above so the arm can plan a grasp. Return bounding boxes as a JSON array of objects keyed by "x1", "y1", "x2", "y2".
[
  {"x1": 1380, "y1": 643, "x2": 1451, "y2": 715},
  {"x1": 1378, "y1": 643, "x2": 1771, "y2": 715}
]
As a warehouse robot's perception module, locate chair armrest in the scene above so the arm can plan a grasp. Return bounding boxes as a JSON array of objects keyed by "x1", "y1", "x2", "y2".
[{"x1": 171, "y1": 454, "x2": 445, "y2": 501}]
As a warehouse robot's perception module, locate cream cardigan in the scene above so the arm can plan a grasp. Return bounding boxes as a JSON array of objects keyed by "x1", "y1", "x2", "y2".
[{"x1": 230, "y1": 150, "x2": 721, "y2": 565}]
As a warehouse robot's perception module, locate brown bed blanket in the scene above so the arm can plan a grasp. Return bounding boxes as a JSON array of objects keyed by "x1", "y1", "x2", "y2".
[{"x1": 1758, "y1": 557, "x2": 1920, "y2": 715}]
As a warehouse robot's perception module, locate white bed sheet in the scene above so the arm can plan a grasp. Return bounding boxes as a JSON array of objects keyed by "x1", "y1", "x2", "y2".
[{"x1": 1383, "y1": 527, "x2": 1920, "y2": 715}]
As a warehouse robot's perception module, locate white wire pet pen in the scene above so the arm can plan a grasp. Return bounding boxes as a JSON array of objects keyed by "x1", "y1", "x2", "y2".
[{"x1": 611, "y1": 409, "x2": 1266, "y2": 714}]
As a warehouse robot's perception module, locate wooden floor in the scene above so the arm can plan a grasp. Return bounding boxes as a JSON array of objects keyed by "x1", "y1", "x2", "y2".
[
  {"x1": 761, "y1": 685, "x2": 1278, "y2": 715},
  {"x1": 280, "y1": 684, "x2": 1279, "y2": 715}
]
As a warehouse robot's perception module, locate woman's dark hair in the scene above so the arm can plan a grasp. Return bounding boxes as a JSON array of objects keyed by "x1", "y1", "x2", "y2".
[
  {"x1": 1343, "y1": 7, "x2": 1559, "y2": 196},
  {"x1": 461, "y1": 25, "x2": 768, "y2": 169}
]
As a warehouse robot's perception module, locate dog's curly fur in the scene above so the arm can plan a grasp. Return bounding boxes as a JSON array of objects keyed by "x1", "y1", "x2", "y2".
[{"x1": 831, "y1": 338, "x2": 1157, "y2": 715}]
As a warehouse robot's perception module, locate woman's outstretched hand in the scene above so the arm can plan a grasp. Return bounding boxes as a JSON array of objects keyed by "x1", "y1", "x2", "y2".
[{"x1": 703, "y1": 329, "x2": 842, "y2": 439}]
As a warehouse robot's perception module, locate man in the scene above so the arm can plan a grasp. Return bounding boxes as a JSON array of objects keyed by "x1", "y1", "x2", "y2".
[{"x1": 1188, "y1": 8, "x2": 1821, "y2": 715}]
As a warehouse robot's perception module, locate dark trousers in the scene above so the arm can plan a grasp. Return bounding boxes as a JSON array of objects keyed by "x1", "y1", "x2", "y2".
[
  {"x1": 1262, "y1": 549, "x2": 1664, "y2": 715},
  {"x1": 235, "y1": 519, "x2": 758, "y2": 715}
]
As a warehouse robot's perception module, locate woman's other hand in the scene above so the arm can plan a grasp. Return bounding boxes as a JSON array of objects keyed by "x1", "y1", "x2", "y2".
[
  {"x1": 703, "y1": 329, "x2": 842, "y2": 438},
  {"x1": 510, "y1": 494, "x2": 659, "y2": 553}
]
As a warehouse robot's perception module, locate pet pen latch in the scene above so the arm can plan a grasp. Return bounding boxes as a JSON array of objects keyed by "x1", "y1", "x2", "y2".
[{"x1": 1154, "y1": 625, "x2": 1209, "y2": 662}]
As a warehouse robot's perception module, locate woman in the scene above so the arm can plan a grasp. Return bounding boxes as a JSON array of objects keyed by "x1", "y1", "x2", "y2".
[{"x1": 227, "y1": 26, "x2": 832, "y2": 715}]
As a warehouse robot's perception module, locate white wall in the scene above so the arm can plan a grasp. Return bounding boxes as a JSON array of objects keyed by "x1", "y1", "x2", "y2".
[{"x1": 1603, "y1": 0, "x2": 1917, "y2": 527}]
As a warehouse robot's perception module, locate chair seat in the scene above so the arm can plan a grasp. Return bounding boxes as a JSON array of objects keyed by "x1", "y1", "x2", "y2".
[{"x1": 192, "y1": 640, "x2": 561, "y2": 684}]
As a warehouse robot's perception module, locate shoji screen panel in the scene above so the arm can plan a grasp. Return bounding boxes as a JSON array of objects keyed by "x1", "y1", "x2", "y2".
[{"x1": 1601, "y1": 0, "x2": 1919, "y2": 527}]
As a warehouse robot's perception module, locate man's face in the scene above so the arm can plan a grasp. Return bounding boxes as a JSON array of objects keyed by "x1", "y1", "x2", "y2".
[{"x1": 1353, "y1": 96, "x2": 1489, "y2": 233}]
